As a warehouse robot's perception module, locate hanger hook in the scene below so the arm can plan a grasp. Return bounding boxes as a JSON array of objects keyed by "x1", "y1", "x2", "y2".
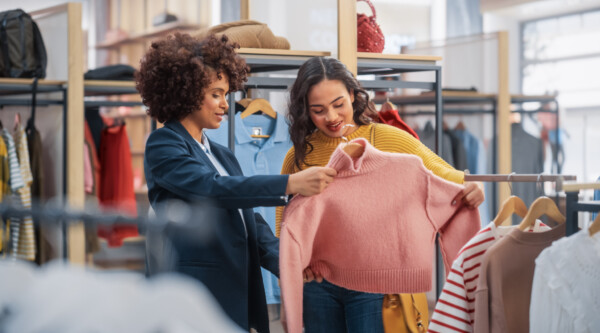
[
  {"x1": 507, "y1": 172, "x2": 515, "y2": 196},
  {"x1": 537, "y1": 173, "x2": 545, "y2": 196},
  {"x1": 340, "y1": 124, "x2": 355, "y2": 143},
  {"x1": 386, "y1": 88, "x2": 392, "y2": 103}
]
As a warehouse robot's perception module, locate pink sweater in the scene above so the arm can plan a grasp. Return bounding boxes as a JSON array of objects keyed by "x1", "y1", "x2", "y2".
[{"x1": 279, "y1": 138, "x2": 480, "y2": 333}]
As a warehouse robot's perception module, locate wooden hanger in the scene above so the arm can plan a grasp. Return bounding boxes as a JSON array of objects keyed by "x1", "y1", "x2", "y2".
[
  {"x1": 237, "y1": 98, "x2": 252, "y2": 109},
  {"x1": 493, "y1": 195, "x2": 528, "y2": 227},
  {"x1": 589, "y1": 213, "x2": 600, "y2": 236},
  {"x1": 240, "y1": 98, "x2": 277, "y2": 119},
  {"x1": 454, "y1": 117, "x2": 466, "y2": 131},
  {"x1": 380, "y1": 101, "x2": 396, "y2": 112},
  {"x1": 518, "y1": 196, "x2": 566, "y2": 231}
]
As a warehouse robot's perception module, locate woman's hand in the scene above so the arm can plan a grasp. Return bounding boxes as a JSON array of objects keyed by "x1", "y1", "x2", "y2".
[
  {"x1": 303, "y1": 267, "x2": 323, "y2": 283},
  {"x1": 286, "y1": 167, "x2": 337, "y2": 196},
  {"x1": 453, "y1": 181, "x2": 485, "y2": 209}
]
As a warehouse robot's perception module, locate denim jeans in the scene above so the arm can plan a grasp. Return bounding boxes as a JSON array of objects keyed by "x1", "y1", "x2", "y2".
[{"x1": 303, "y1": 280, "x2": 384, "y2": 333}]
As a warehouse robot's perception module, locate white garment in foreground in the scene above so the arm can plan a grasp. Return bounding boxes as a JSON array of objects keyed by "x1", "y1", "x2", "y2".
[
  {"x1": 0, "y1": 260, "x2": 243, "y2": 333},
  {"x1": 530, "y1": 228, "x2": 600, "y2": 333}
]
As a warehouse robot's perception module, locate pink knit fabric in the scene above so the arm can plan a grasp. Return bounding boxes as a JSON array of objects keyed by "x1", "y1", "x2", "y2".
[{"x1": 279, "y1": 138, "x2": 480, "y2": 333}]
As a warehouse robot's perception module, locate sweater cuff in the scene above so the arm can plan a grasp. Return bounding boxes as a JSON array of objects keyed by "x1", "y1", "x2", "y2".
[{"x1": 448, "y1": 169, "x2": 465, "y2": 184}]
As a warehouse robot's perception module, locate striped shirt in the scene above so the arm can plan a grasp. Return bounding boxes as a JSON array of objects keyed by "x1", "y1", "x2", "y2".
[{"x1": 428, "y1": 220, "x2": 549, "y2": 333}]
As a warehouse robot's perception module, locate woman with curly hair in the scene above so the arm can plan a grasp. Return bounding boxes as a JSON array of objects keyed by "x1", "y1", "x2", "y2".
[
  {"x1": 137, "y1": 33, "x2": 336, "y2": 333},
  {"x1": 276, "y1": 57, "x2": 484, "y2": 332}
]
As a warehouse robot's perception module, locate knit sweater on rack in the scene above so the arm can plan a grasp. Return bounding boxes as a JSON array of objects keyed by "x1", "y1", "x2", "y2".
[
  {"x1": 275, "y1": 123, "x2": 464, "y2": 236},
  {"x1": 279, "y1": 138, "x2": 480, "y2": 333}
]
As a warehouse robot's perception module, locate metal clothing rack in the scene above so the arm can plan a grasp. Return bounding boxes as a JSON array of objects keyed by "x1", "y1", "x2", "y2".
[
  {"x1": 563, "y1": 182, "x2": 600, "y2": 236},
  {"x1": 0, "y1": 79, "x2": 68, "y2": 197}
]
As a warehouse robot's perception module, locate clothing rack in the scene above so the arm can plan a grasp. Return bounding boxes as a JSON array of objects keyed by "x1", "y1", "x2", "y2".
[{"x1": 563, "y1": 182, "x2": 600, "y2": 236}]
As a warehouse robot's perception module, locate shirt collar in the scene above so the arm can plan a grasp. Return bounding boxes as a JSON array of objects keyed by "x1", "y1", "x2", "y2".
[{"x1": 199, "y1": 132, "x2": 212, "y2": 154}]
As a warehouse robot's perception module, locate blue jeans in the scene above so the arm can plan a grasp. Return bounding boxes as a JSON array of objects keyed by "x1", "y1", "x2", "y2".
[{"x1": 303, "y1": 280, "x2": 384, "y2": 333}]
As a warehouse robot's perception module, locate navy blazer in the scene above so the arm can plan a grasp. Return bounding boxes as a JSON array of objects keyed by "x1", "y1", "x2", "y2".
[{"x1": 144, "y1": 120, "x2": 288, "y2": 333}]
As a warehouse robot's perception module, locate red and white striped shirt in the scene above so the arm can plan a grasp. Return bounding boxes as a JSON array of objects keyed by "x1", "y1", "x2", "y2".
[{"x1": 428, "y1": 220, "x2": 548, "y2": 333}]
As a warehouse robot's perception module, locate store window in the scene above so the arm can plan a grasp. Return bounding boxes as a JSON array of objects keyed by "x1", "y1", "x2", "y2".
[{"x1": 521, "y1": 9, "x2": 600, "y2": 182}]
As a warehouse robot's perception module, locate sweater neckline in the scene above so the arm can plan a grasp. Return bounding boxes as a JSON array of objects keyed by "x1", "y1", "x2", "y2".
[
  {"x1": 506, "y1": 222, "x2": 565, "y2": 245},
  {"x1": 326, "y1": 138, "x2": 389, "y2": 177},
  {"x1": 311, "y1": 124, "x2": 373, "y2": 147}
]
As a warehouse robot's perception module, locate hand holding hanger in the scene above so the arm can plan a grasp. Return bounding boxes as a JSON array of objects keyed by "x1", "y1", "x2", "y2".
[{"x1": 340, "y1": 124, "x2": 364, "y2": 158}]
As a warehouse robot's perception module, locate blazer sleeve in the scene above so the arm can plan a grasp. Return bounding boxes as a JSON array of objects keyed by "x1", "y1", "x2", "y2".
[
  {"x1": 145, "y1": 128, "x2": 289, "y2": 210},
  {"x1": 423, "y1": 168, "x2": 481, "y2": 273},
  {"x1": 254, "y1": 212, "x2": 279, "y2": 277}
]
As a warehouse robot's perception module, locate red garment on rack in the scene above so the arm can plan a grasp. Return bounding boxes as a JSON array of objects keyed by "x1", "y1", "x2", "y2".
[
  {"x1": 377, "y1": 109, "x2": 419, "y2": 140},
  {"x1": 97, "y1": 124, "x2": 138, "y2": 247}
]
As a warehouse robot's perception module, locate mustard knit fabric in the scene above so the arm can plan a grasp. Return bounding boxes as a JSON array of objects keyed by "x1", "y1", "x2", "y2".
[{"x1": 275, "y1": 123, "x2": 464, "y2": 237}]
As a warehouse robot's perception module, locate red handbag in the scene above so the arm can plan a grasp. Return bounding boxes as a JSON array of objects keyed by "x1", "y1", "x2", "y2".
[{"x1": 357, "y1": 0, "x2": 385, "y2": 53}]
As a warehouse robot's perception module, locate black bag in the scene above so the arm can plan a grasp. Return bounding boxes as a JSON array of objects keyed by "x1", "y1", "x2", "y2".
[{"x1": 0, "y1": 9, "x2": 47, "y2": 78}]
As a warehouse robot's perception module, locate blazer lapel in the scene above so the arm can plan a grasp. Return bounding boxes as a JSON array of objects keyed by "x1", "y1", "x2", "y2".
[{"x1": 208, "y1": 138, "x2": 241, "y2": 176}]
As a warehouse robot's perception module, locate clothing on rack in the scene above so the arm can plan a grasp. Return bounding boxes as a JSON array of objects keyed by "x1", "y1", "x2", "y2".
[
  {"x1": 25, "y1": 124, "x2": 43, "y2": 200},
  {"x1": 97, "y1": 124, "x2": 138, "y2": 247},
  {"x1": 593, "y1": 177, "x2": 600, "y2": 221},
  {"x1": 0, "y1": 137, "x2": 7, "y2": 253},
  {"x1": 416, "y1": 121, "x2": 455, "y2": 167},
  {"x1": 473, "y1": 223, "x2": 566, "y2": 333},
  {"x1": 279, "y1": 138, "x2": 481, "y2": 333},
  {"x1": 206, "y1": 112, "x2": 291, "y2": 305},
  {"x1": 453, "y1": 128, "x2": 490, "y2": 224},
  {"x1": 428, "y1": 220, "x2": 549, "y2": 333},
  {"x1": 376, "y1": 109, "x2": 419, "y2": 139},
  {"x1": 445, "y1": 129, "x2": 468, "y2": 172},
  {"x1": 529, "y1": 227, "x2": 600, "y2": 332},
  {"x1": 511, "y1": 123, "x2": 544, "y2": 207},
  {"x1": 14, "y1": 124, "x2": 36, "y2": 261}
]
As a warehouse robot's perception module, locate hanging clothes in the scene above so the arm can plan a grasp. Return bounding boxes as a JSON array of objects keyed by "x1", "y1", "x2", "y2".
[
  {"x1": 445, "y1": 129, "x2": 468, "y2": 172},
  {"x1": 453, "y1": 128, "x2": 490, "y2": 224},
  {"x1": 97, "y1": 124, "x2": 138, "y2": 247},
  {"x1": 377, "y1": 109, "x2": 419, "y2": 139},
  {"x1": 416, "y1": 121, "x2": 455, "y2": 167},
  {"x1": 279, "y1": 138, "x2": 481, "y2": 333},
  {"x1": 428, "y1": 220, "x2": 549, "y2": 333},
  {"x1": 529, "y1": 227, "x2": 600, "y2": 332},
  {"x1": 0, "y1": 136, "x2": 8, "y2": 253},
  {"x1": 473, "y1": 223, "x2": 565, "y2": 333},
  {"x1": 25, "y1": 124, "x2": 43, "y2": 201},
  {"x1": 206, "y1": 112, "x2": 291, "y2": 305},
  {"x1": 511, "y1": 123, "x2": 544, "y2": 207},
  {"x1": 593, "y1": 176, "x2": 600, "y2": 221},
  {"x1": 13, "y1": 124, "x2": 36, "y2": 261}
]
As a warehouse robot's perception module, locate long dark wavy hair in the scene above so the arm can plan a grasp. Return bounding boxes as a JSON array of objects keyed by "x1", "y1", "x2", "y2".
[{"x1": 287, "y1": 57, "x2": 373, "y2": 169}]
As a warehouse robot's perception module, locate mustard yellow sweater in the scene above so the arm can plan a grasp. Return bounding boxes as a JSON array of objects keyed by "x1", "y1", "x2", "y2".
[{"x1": 275, "y1": 123, "x2": 464, "y2": 236}]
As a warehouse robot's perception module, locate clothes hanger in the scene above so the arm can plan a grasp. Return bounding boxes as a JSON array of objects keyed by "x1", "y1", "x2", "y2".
[
  {"x1": 240, "y1": 98, "x2": 277, "y2": 119},
  {"x1": 13, "y1": 113, "x2": 21, "y2": 131},
  {"x1": 589, "y1": 213, "x2": 600, "y2": 236},
  {"x1": 379, "y1": 91, "x2": 396, "y2": 112},
  {"x1": 237, "y1": 98, "x2": 252, "y2": 109},
  {"x1": 454, "y1": 116, "x2": 466, "y2": 131},
  {"x1": 340, "y1": 124, "x2": 364, "y2": 158},
  {"x1": 492, "y1": 174, "x2": 528, "y2": 226},
  {"x1": 518, "y1": 196, "x2": 566, "y2": 231}
]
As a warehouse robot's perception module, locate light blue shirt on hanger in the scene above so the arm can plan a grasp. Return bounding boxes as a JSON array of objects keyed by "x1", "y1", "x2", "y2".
[{"x1": 206, "y1": 111, "x2": 292, "y2": 304}]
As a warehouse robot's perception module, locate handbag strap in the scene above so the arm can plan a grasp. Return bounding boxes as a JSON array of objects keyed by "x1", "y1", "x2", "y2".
[{"x1": 357, "y1": 0, "x2": 377, "y2": 19}]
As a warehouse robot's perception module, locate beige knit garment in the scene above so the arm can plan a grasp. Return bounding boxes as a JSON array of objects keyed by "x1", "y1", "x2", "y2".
[{"x1": 473, "y1": 223, "x2": 565, "y2": 333}]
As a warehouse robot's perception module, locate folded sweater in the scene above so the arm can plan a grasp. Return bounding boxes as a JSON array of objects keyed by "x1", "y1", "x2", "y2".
[{"x1": 279, "y1": 138, "x2": 481, "y2": 333}]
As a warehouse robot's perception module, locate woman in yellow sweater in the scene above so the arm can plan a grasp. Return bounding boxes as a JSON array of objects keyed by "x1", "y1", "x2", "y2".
[{"x1": 276, "y1": 57, "x2": 484, "y2": 333}]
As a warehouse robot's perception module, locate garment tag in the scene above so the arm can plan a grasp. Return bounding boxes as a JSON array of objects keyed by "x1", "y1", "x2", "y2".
[{"x1": 252, "y1": 127, "x2": 263, "y2": 136}]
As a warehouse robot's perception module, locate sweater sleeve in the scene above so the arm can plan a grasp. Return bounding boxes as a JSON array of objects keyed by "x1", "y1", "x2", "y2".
[
  {"x1": 424, "y1": 169, "x2": 480, "y2": 273},
  {"x1": 279, "y1": 195, "x2": 322, "y2": 333},
  {"x1": 280, "y1": 229, "x2": 305, "y2": 333},
  {"x1": 374, "y1": 124, "x2": 464, "y2": 184},
  {"x1": 276, "y1": 147, "x2": 298, "y2": 237}
]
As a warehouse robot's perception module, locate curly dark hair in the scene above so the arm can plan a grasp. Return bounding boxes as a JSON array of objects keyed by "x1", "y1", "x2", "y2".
[
  {"x1": 287, "y1": 57, "x2": 373, "y2": 169},
  {"x1": 135, "y1": 33, "x2": 249, "y2": 123}
]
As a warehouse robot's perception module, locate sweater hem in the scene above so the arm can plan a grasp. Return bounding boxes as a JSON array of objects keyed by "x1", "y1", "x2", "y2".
[{"x1": 311, "y1": 262, "x2": 432, "y2": 294}]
